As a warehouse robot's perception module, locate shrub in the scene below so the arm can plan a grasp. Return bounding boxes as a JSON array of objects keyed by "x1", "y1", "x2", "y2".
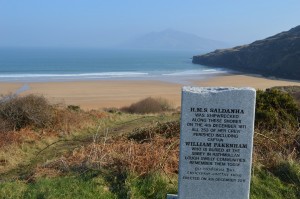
[
  {"x1": 127, "y1": 121, "x2": 180, "y2": 142},
  {"x1": 0, "y1": 94, "x2": 54, "y2": 132},
  {"x1": 272, "y1": 86, "x2": 300, "y2": 106},
  {"x1": 67, "y1": 105, "x2": 81, "y2": 112},
  {"x1": 255, "y1": 89, "x2": 300, "y2": 131},
  {"x1": 0, "y1": 118, "x2": 14, "y2": 133},
  {"x1": 103, "y1": 107, "x2": 120, "y2": 114},
  {"x1": 253, "y1": 89, "x2": 300, "y2": 167},
  {"x1": 121, "y1": 97, "x2": 173, "y2": 114}
]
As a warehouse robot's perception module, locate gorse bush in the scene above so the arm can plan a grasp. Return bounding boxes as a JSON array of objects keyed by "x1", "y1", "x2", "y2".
[
  {"x1": 253, "y1": 89, "x2": 300, "y2": 167},
  {"x1": 0, "y1": 94, "x2": 54, "y2": 132},
  {"x1": 272, "y1": 86, "x2": 300, "y2": 106},
  {"x1": 121, "y1": 97, "x2": 173, "y2": 114},
  {"x1": 255, "y1": 89, "x2": 300, "y2": 131}
]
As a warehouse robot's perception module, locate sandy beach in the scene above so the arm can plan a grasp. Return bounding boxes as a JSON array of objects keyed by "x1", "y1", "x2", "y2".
[{"x1": 1, "y1": 74, "x2": 300, "y2": 110}]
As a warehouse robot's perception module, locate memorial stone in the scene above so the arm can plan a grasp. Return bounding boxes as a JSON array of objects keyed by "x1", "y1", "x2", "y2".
[{"x1": 177, "y1": 87, "x2": 256, "y2": 199}]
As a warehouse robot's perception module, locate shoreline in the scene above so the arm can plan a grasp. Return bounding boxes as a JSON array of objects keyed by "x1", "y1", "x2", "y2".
[{"x1": 1, "y1": 73, "x2": 300, "y2": 110}]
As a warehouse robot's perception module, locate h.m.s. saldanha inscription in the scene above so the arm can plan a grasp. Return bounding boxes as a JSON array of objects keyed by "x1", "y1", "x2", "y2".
[{"x1": 177, "y1": 87, "x2": 256, "y2": 199}]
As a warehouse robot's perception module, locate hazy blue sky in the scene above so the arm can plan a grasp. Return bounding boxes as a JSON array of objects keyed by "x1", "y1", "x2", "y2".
[{"x1": 1, "y1": 0, "x2": 299, "y2": 48}]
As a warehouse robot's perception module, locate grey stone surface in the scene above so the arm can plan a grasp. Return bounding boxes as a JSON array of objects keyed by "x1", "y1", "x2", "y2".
[
  {"x1": 166, "y1": 194, "x2": 178, "y2": 199},
  {"x1": 178, "y1": 87, "x2": 256, "y2": 199}
]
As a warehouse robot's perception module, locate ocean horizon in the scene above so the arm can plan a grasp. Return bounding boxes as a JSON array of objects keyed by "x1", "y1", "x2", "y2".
[{"x1": 0, "y1": 48, "x2": 227, "y2": 83}]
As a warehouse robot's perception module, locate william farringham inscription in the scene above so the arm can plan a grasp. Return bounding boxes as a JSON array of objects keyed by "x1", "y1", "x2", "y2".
[{"x1": 178, "y1": 87, "x2": 256, "y2": 199}]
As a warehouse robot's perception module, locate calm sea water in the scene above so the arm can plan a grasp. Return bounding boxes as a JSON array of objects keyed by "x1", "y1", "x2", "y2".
[{"x1": 0, "y1": 48, "x2": 227, "y2": 82}]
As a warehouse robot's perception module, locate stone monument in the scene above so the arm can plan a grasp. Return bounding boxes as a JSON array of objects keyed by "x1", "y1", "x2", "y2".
[{"x1": 169, "y1": 87, "x2": 256, "y2": 199}]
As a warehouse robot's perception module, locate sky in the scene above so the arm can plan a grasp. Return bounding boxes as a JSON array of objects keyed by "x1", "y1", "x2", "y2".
[{"x1": 0, "y1": 0, "x2": 299, "y2": 48}]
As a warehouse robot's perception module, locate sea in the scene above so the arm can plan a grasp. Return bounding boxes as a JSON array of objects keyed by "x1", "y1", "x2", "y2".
[{"x1": 0, "y1": 48, "x2": 227, "y2": 83}]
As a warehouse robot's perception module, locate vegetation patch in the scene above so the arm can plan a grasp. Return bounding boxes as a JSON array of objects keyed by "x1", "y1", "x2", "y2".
[
  {"x1": 272, "y1": 86, "x2": 300, "y2": 106},
  {"x1": 43, "y1": 121, "x2": 179, "y2": 176},
  {"x1": 0, "y1": 175, "x2": 115, "y2": 199},
  {"x1": 121, "y1": 97, "x2": 173, "y2": 114},
  {"x1": 255, "y1": 89, "x2": 299, "y2": 131},
  {"x1": 1, "y1": 90, "x2": 300, "y2": 198},
  {"x1": 125, "y1": 173, "x2": 177, "y2": 199},
  {"x1": 270, "y1": 161, "x2": 300, "y2": 187},
  {"x1": 0, "y1": 94, "x2": 54, "y2": 132},
  {"x1": 253, "y1": 88, "x2": 300, "y2": 167},
  {"x1": 250, "y1": 167, "x2": 299, "y2": 199}
]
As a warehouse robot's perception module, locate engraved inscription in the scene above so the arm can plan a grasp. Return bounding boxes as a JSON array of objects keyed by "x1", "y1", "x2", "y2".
[{"x1": 182, "y1": 106, "x2": 248, "y2": 183}]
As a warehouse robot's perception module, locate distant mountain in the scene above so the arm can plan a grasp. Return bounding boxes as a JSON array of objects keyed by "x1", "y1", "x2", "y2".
[
  {"x1": 193, "y1": 25, "x2": 300, "y2": 80},
  {"x1": 119, "y1": 29, "x2": 229, "y2": 51}
]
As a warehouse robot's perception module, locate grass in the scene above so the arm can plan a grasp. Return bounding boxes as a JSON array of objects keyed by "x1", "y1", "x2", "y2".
[
  {"x1": 0, "y1": 172, "x2": 178, "y2": 199},
  {"x1": 2, "y1": 167, "x2": 300, "y2": 199},
  {"x1": 125, "y1": 173, "x2": 178, "y2": 199},
  {"x1": 0, "y1": 175, "x2": 116, "y2": 199},
  {"x1": 250, "y1": 166, "x2": 300, "y2": 199}
]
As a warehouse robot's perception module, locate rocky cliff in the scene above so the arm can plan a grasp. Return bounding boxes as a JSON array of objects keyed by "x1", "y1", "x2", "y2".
[{"x1": 193, "y1": 26, "x2": 300, "y2": 80}]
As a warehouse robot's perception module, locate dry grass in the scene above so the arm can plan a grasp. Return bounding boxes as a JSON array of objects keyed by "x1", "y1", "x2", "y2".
[
  {"x1": 253, "y1": 128, "x2": 300, "y2": 167},
  {"x1": 0, "y1": 128, "x2": 44, "y2": 149},
  {"x1": 0, "y1": 108, "x2": 95, "y2": 148},
  {"x1": 33, "y1": 167, "x2": 62, "y2": 179},
  {"x1": 0, "y1": 95, "x2": 111, "y2": 177},
  {"x1": 42, "y1": 121, "x2": 180, "y2": 176},
  {"x1": 0, "y1": 127, "x2": 60, "y2": 174},
  {"x1": 40, "y1": 115, "x2": 300, "y2": 177},
  {"x1": 52, "y1": 108, "x2": 92, "y2": 134},
  {"x1": 0, "y1": 143, "x2": 31, "y2": 174}
]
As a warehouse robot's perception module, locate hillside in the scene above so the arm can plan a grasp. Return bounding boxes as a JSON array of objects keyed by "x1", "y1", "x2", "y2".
[
  {"x1": 119, "y1": 29, "x2": 229, "y2": 51},
  {"x1": 1, "y1": 92, "x2": 300, "y2": 198},
  {"x1": 193, "y1": 25, "x2": 300, "y2": 80}
]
